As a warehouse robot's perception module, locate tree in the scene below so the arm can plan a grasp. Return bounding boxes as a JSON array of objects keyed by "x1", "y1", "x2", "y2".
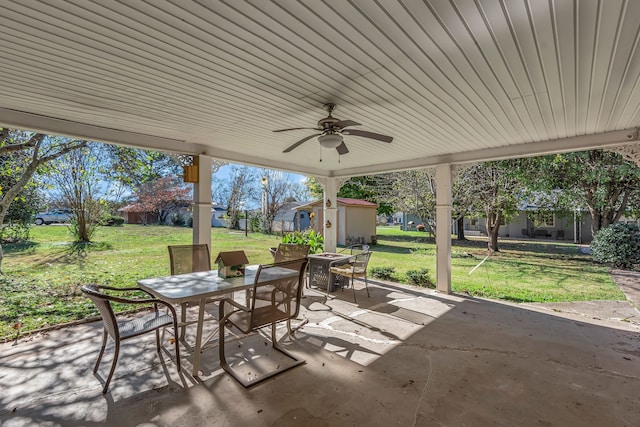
[
  {"x1": 303, "y1": 176, "x2": 323, "y2": 199},
  {"x1": 102, "y1": 147, "x2": 227, "y2": 205},
  {"x1": 215, "y1": 166, "x2": 257, "y2": 230},
  {"x1": 0, "y1": 175, "x2": 43, "y2": 242},
  {"x1": 49, "y1": 143, "x2": 107, "y2": 242},
  {"x1": 388, "y1": 169, "x2": 436, "y2": 232},
  {"x1": 305, "y1": 175, "x2": 395, "y2": 216},
  {"x1": 338, "y1": 175, "x2": 395, "y2": 216},
  {"x1": 525, "y1": 151, "x2": 640, "y2": 236},
  {"x1": 0, "y1": 129, "x2": 86, "y2": 267},
  {"x1": 258, "y1": 169, "x2": 305, "y2": 233},
  {"x1": 134, "y1": 176, "x2": 191, "y2": 224},
  {"x1": 463, "y1": 161, "x2": 522, "y2": 253},
  {"x1": 452, "y1": 164, "x2": 482, "y2": 241},
  {"x1": 104, "y1": 146, "x2": 182, "y2": 191}
]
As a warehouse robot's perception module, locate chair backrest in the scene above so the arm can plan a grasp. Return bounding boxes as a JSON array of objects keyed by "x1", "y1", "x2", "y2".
[
  {"x1": 273, "y1": 243, "x2": 310, "y2": 263},
  {"x1": 168, "y1": 244, "x2": 211, "y2": 275},
  {"x1": 353, "y1": 250, "x2": 372, "y2": 273},
  {"x1": 81, "y1": 284, "x2": 119, "y2": 341},
  {"x1": 349, "y1": 244, "x2": 369, "y2": 255},
  {"x1": 249, "y1": 258, "x2": 308, "y2": 329}
]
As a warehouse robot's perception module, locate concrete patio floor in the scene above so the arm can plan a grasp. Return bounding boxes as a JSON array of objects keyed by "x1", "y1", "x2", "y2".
[{"x1": 1, "y1": 279, "x2": 639, "y2": 427}]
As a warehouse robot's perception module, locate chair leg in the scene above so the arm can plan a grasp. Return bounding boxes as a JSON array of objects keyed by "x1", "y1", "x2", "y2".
[
  {"x1": 102, "y1": 340, "x2": 120, "y2": 394},
  {"x1": 155, "y1": 329, "x2": 161, "y2": 352},
  {"x1": 173, "y1": 324, "x2": 181, "y2": 371},
  {"x1": 351, "y1": 276, "x2": 357, "y2": 303},
  {"x1": 94, "y1": 329, "x2": 108, "y2": 373},
  {"x1": 220, "y1": 320, "x2": 305, "y2": 388},
  {"x1": 218, "y1": 318, "x2": 230, "y2": 378},
  {"x1": 364, "y1": 275, "x2": 370, "y2": 297},
  {"x1": 270, "y1": 322, "x2": 305, "y2": 370},
  {"x1": 179, "y1": 303, "x2": 187, "y2": 340}
]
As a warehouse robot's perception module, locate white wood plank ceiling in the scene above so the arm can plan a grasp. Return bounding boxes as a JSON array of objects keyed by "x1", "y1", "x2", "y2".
[{"x1": 0, "y1": 0, "x2": 639, "y2": 177}]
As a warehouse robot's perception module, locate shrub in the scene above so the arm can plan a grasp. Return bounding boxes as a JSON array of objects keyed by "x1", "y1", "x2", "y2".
[
  {"x1": 371, "y1": 266, "x2": 396, "y2": 281},
  {"x1": 282, "y1": 229, "x2": 324, "y2": 254},
  {"x1": 0, "y1": 224, "x2": 30, "y2": 243},
  {"x1": 591, "y1": 223, "x2": 640, "y2": 269},
  {"x1": 405, "y1": 268, "x2": 434, "y2": 288},
  {"x1": 98, "y1": 214, "x2": 125, "y2": 227},
  {"x1": 171, "y1": 213, "x2": 185, "y2": 226},
  {"x1": 248, "y1": 214, "x2": 262, "y2": 232}
]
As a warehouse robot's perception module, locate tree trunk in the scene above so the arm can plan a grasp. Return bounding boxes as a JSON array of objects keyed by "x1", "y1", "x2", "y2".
[
  {"x1": 456, "y1": 216, "x2": 466, "y2": 240},
  {"x1": 487, "y1": 211, "x2": 501, "y2": 253},
  {"x1": 590, "y1": 208, "x2": 601, "y2": 238}
]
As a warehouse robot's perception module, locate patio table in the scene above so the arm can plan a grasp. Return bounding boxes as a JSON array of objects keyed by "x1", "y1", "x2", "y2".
[
  {"x1": 137, "y1": 265, "x2": 297, "y2": 376},
  {"x1": 307, "y1": 252, "x2": 352, "y2": 294}
]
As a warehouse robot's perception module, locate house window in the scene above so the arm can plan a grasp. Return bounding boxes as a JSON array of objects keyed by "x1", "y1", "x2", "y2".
[{"x1": 534, "y1": 212, "x2": 555, "y2": 228}]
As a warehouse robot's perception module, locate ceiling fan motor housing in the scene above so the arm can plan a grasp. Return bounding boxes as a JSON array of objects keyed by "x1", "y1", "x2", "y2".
[
  {"x1": 318, "y1": 103, "x2": 340, "y2": 132},
  {"x1": 277, "y1": 103, "x2": 392, "y2": 154}
]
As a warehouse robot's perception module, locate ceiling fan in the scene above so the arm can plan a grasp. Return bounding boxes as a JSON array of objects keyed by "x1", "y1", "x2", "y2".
[{"x1": 274, "y1": 103, "x2": 393, "y2": 155}]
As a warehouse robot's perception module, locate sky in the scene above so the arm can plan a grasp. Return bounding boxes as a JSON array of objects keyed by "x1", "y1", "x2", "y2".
[
  {"x1": 211, "y1": 163, "x2": 309, "y2": 209},
  {"x1": 213, "y1": 163, "x2": 307, "y2": 184}
]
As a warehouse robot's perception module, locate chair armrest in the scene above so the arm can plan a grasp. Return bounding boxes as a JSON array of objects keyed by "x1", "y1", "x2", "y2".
[
  {"x1": 95, "y1": 284, "x2": 155, "y2": 300},
  {"x1": 102, "y1": 292, "x2": 178, "y2": 318},
  {"x1": 329, "y1": 255, "x2": 355, "y2": 267},
  {"x1": 218, "y1": 297, "x2": 249, "y2": 320}
]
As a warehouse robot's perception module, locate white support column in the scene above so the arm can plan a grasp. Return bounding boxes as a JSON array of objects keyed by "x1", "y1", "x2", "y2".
[
  {"x1": 192, "y1": 155, "x2": 212, "y2": 248},
  {"x1": 322, "y1": 178, "x2": 339, "y2": 253},
  {"x1": 435, "y1": 164, "x2": 452, "y2": 293}
]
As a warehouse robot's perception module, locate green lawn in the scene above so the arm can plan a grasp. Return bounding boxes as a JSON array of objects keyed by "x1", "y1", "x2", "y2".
[{"x1": 0, "y1": 224, "x2": 623, "y2": 340}]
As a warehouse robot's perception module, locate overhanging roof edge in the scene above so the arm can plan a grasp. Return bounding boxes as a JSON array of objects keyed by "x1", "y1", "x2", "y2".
[{"x1": 332, "y1": 128, "x2": 640, "y2": 177}]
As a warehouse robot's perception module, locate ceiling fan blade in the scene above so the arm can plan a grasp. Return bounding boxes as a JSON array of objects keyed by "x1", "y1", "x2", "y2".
[
  {"x1": 335, "y1": 119, "x2": 361, "y2": 129},
  {"x1": 336, "y1": 142, "x2": 349, "y2": 155},
  {"x1": 282, "y1": 133, "x2": 321, "y2": 153},
  {"x1": 273, "y1": 127, "x2": 319, "y2": 132},
  {"x1": 342, "y1": 129, "x2": 393, "y2": 143}
]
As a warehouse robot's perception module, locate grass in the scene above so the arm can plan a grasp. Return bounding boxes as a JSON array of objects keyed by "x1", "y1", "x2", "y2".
[
  {"x1": 372, "y1": 226, "x2": 621, "y2": 303},
  {"x1": 0, "y1": 224, "x2": 624, "y2": 339}
]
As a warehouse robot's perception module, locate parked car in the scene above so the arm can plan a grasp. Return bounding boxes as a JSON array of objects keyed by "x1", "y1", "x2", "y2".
[{"x1": 34, "y1": 209, "x2": 73, "y2": 225}]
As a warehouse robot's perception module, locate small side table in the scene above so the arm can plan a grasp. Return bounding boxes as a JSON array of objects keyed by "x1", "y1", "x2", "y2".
[{"x1": 308, "y1": 253, "x2": 351, "y2": 293}]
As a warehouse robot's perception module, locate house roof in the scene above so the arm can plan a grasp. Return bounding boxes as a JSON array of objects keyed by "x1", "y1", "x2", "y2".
[
  {"x1": 273, "y1": 201, "x2": 303, "y2": 222},
  {"x1": 117, "y1": 204, "x2": 147, "y2": 213},
  {"x1": 1, "y1": 2, "x2": 639, "y2": 178}
]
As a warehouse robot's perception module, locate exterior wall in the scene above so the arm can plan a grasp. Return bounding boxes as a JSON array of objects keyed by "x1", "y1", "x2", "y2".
[
  {"x1": 294, "y1": 210, "x2": 311, "y2": 231},
  {"x1": 313, "y1": 206, "x2": 342, "y2": 244},
  {"x1": 504, "y1": 212, "x2": 527, "y2": 237},
  {"x1": 121, "y1": 211, "x2": 158, "y2": 224},
  {"x1": 461, "y1": 211, "x2": 595, "y2": 242},
  {"x1": 211, "y1": 209, "x2": 226, "y2": 227},
  {"x1": 338, "y1": 206, "x2": 346, "y2": 245},
  {"x1": 344, "y1": 206, "x2": 376, "y2": 244},
  {"x1": 401, "y1": 213, "x2": 422, "y2": 231}
]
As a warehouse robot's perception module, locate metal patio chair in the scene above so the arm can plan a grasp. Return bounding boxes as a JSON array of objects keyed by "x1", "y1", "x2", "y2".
[
  {"x1": 168, "y1": 244, "x2": 213, "y2": 338},
  {"x1": 81, "y1": 284, "x2": 180, "y2": 394},
  {"x1": 271, "y1": 243, "x2": 311, "y2": 262},
  {"x1": 218, "y1": 258, "x2": 308, "y2": 387},
  {"x1": 329, "y1": 251, "x2": 372, "y2": 303},
  {"x1": 339, "y1": 244, "x2": 370, "y2": 255}
]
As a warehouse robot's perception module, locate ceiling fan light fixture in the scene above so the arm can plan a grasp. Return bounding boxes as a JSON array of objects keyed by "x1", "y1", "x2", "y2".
[{"x1": 318, "y1": 133, "x2": 343, "y2": 148}]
